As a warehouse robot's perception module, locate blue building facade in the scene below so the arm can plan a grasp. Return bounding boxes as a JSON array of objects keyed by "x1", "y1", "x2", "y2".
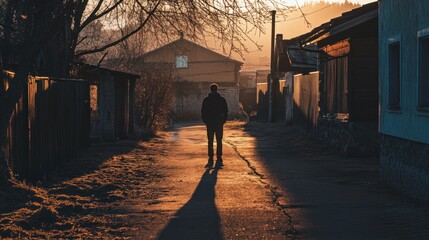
[{"x1": 379, "y1": 0, "x2": 429, "y2": 201}]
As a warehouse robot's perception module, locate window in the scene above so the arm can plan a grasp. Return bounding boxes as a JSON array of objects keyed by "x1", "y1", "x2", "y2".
[
  {"x1": 388, "y1": 40, "x2": 400, "y2": 108},
  {"x1": 418, "y1": 30, "x2": 429, "y2": 110},
  {"x1": 176, "y1": 55, "x2": 188, "y2": 68}
]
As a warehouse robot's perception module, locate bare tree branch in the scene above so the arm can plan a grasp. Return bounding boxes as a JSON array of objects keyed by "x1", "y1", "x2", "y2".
[
  {"x1": 79, "y1": 0, "x2": 124, "y2": 32},
  {"x1": 76, "y1": 0, "x2": 161, "y2": 57}
]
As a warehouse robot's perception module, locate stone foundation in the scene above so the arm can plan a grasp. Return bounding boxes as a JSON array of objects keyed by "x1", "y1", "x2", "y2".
[
  {"x1": 317, "y1": 116, "x2": 379, "y2": 157},
  {"x1": 380, "y1": 134, "x2": 429, "y2": 202}
]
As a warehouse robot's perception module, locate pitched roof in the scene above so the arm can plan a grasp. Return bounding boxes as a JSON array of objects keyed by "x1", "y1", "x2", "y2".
[
  {"x1": 286, "y1": 40, "x2": 317, "y2": 68},
  {"x1": 277, "y1": 39, "x2": 317, "y2": 73},
  {"x1": 300, "y1": 2, "x2": 378, "y2": 45},
  {"x1": 79, "y1": 63, "x2": 140, "y2": 80},
  {"x1": 142, "y1": 38, "x2": 243, "y2": 65}
]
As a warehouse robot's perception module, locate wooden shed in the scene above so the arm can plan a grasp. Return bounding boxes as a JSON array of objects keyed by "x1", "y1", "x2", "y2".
[
  {"x1": 79, "y1": 64, "x2": 139, "y2": 142},
  {"x1": 301, "y1": 2, "x2": 378, "y2": 122},
  {"x1": 293, "y1": 2, "x2": 380, "y2": 156}
]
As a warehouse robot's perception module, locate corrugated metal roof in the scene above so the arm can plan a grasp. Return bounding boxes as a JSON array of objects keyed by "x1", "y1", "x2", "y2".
[{"x1": 277, "y1": 39, "x2": 318, "y2": 73}]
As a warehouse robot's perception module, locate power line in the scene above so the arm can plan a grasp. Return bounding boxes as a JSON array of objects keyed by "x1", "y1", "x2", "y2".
[{"x1": 276, "y1": 4, "x2": 333, "y2": 23}]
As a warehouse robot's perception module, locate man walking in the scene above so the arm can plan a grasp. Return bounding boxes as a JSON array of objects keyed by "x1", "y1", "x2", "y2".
[{"x1": 201, "y1": 83, "x2": 228, "y2": 167}]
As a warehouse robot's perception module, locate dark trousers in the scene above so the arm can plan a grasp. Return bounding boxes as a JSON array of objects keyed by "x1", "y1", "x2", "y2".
[{"x1": 207, "y1": 124, "x2": 223, "y2": 159}]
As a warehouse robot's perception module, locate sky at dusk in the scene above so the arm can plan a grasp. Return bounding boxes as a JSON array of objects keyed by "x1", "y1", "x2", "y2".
[{"x1": 293, "y1": 0, "x2": 377, "y2": 6}]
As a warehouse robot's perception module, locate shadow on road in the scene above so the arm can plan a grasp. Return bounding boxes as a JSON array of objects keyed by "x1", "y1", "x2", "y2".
[
  {"x1": 235, "y1": 122, "x2": 429, "y2": 238},
  {"x1": 157, "y1": 168, "x2": 223, "y2": 240}
]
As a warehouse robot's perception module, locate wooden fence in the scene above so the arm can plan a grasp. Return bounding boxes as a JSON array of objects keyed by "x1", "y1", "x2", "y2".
[
  {"x1": 256, "y1": 83, "x2": 268, "y2": 122},
  {"x1": 256, "y1": 79, "x2": 291, "y2": 123},
  {"x1": 293, "y1": 72, "x2": 319, "y2": 133},
  {"x1": 3, "y1": 72, "x2": 90, "y2": 180}
]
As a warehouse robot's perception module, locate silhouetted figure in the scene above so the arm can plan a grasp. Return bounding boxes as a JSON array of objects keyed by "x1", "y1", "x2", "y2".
[{"x1": 201, "y1": 83, "x2": 228, "y2": 166}]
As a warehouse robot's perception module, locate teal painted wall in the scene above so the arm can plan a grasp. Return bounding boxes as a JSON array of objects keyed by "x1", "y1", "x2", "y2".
[{"x1": 379, "y1": 0, "x2": 429, "y2": 144}]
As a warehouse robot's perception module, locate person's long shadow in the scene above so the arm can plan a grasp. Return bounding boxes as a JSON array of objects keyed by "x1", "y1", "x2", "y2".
[{"x1": 157, "y1": 167, "x2": 223, "y2": 240}]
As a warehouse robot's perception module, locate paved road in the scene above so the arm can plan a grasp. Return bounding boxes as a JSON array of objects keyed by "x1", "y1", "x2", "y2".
[{"x1": 128, "y1": 122, "x2": 429, "y2": 239}]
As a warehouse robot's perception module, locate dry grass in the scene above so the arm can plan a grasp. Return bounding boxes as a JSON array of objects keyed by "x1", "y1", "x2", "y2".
[{"x1": 0, "y1": 138, "x2": 166, "y2": 239}]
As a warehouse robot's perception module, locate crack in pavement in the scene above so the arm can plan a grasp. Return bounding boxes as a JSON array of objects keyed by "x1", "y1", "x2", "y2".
[{"x1": 225, "y1": 140, "x2": 298, "y2": 239}]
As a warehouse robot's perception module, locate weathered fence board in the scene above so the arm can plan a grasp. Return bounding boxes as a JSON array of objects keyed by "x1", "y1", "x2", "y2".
[
  {"x1": 3, "y1": 72, "x2": 90, "y2": 181},
  {"x1": 293, "y1": 73, "x2": 320, "y2": 133},
  {"x1": 256, "y1": 83, "x2": 268, "y2": 122},
  {"x1": 4, "y1": 71, "x2": 29, "y2": 178}
]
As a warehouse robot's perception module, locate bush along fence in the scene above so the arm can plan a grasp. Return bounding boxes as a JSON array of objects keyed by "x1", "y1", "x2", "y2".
[{"x1": 3, "y1": 71, "x2": 90, "y2": 181}]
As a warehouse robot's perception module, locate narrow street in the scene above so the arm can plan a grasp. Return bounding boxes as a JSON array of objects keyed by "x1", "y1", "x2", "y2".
[
  {"x1": 2, "y1": 121, "x2": 429, "y2": 239},
  {"x1": 127, "y1": 122, "x2": 292, "y2": 239},
  {"x1": 126, "y1": 122, "x2": 429, "y2": 239},
  {"x1": 3, "y1": 1, "x2": 429, "y2": 240}
]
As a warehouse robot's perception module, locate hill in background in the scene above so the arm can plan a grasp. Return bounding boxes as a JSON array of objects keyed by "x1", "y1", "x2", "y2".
[{"x1": 242, "y1": 1, "x2": 361, "y2": 71}]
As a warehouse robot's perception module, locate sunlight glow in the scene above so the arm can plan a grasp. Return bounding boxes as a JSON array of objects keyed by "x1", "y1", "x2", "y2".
[{"x1": 292, "y1": 0, "x2": 377, "y2": 6}]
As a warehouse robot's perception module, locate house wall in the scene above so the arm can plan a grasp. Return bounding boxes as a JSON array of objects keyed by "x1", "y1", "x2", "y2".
[
  {"x1": 379, "y1": 0, "x2": 429, "y2": 144},
  {"x1": 316, "y1": 27, "x2": 379, "y2": 156},
  {"x1": 144, "y1": 40, "x2": 241, "y2": 120},
  {"x1": 381, "y1": 134, "x2": 429, "y2": 202},
  {"x1": 350, "y1": 38, "x2": 378, "y2": 121},
  {"x1": 379, "y1": 0, "x2": 429, "y2": 202},
  {"x1": 175, "y1": 92, "x2": 203, "y2": 120},
  {"x1": 322, "y1": 39, "x2": 350, "y2": 57},
  {"x1": 320, "y1": 50, "x2": 349, "y2": 115},
  {"x1": 144, "y1": 41, "x2": 239, "y2": 84},
  {"x1": 97, "y1": 73, "x2": 116, "y2": 141},
  {"x1": 175, "y1": 85, "x2": 240, "y2": 120},
  {"x1": 115, "y1": 79, "x2": 130, "y2": 139}
]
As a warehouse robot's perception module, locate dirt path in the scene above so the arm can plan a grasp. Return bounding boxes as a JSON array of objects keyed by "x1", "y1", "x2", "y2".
[
  {"x1": 2, "y1": 121, "x2": 429, "y2": 239},
  {"x1": 0, "y1": 122, "x2": 291, "y2": 239},
  {"x1": 127, "y1": 122, "x2": 291, "y2": 239}
]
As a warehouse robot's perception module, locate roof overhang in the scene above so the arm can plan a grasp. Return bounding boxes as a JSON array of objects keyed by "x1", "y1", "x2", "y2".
[{"x1": 330, "y1": 9, "x2": 378, "y2": 36}]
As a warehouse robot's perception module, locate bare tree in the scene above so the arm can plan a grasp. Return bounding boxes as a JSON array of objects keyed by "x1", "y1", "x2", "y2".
[
  {"x1": 0, "y1": 0, "x2": 296, "y2": 183},
  {"x1": 0, "y1": 0, "x2": 160, "y2": 183}
]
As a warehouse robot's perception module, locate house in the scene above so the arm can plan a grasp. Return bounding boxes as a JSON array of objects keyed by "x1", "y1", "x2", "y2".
[
  {"x1": 142, "y1": 35, "x2": 243, "y2": 120},
  {"x1": 379, "y1": 0, "x2": 429, "y2": 201},
  {"x1": 78, "y1": 64, "x2": 139, "y2": 142},
  {"x1": 297, "y1": 2, "x2": 379, "y2": 155},
  {"x1": 274, "y1": 35, "x2": 318, "y2": 125}
]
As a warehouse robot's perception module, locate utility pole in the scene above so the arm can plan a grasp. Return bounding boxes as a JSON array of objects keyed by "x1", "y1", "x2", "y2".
[{"x1": 268, "y1": 10, "x2": 276, "y2": 123}]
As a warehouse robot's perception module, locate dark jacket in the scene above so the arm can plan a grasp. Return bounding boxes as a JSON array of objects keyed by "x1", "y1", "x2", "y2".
[{"x1": 201, "y1": 92, "x2": 228, "y2": 126}]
